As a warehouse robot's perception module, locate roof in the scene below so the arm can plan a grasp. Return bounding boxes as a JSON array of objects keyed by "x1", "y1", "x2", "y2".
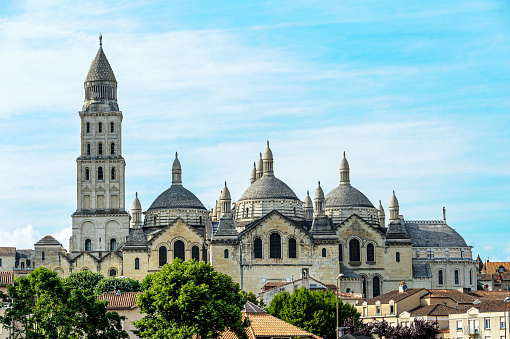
[
  {"x1": 239, "y1": 175, "x2": 299, "y2": 201},
  {"x1": 482, "y1": 261, "x2": 510, "y2": 275},
  {"x1": 34, "y1": 235, "x2": 62, "y2": 246},
  {"x1": 0, "y1": 247, "x2": 16, "y2": 255},
  {"x1": 409, "y1": 303, "x2": 458, "y2": 316},
  {"x1": 261, "y1": 281, "x2": 289, "y2": 292},
  {"x1": 469, "y1": 290, "x2": 510, "y2": 300},
  {"x1": 340, "y1": 263, "x2": 362, "y2": 279},
  {"x1": 0, "y1": 271, "x2": 13, "y2": 286},
  {"x1": 325, "y1": 184, "x2": 374, "y2": 208},
  {"x1": 85, "y1": 44, "x2": 116, "y2": 82},
  {"x1": 245, "y1": 313, "x2": 320, "y2": 338},
  {"x1": 148, "y1": 185, "x2": 206, "y2": 211},
  {"x1": 424, "y1": 289, "x2": 477, "y2": 304},
  {"x1": 364, "y1": 288, "x2": 426, "y2": 305},
  {"x1": 470, "y1": 299, "x2": 510, "y2": 313},
  {"x1": 412, "y1": 262, "x2": 432, "y2": 278},
  {"x1": 243, "y1": 301, "x2": 265, "y2": 313},
  {"x1": 97, "y1": 291, "x2": 138, "y2": 310},
  {"x1": 335, "y1": 292, "x2": 364, "y2": 300},
  {"x1": 404, "y1": 221, "x2": 468, "y2": 247}
]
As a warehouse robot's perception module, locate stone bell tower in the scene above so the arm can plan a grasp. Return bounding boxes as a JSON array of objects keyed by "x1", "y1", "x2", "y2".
[{"x1": 70, "y1": 36, "x2": 129, "y2": 256}]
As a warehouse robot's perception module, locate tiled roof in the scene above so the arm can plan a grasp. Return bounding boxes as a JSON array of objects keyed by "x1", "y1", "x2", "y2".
[
  {"x1": 97, "y1": 292, "x2": 138, "y2": 310},
  {"x1": 425, "y1": 289, "x2": 477, "y2": 304},
  {"x1": 325, "y1": 184, "x2": 374, "y2": 208},
  {"x1": 409, "y1": 304, "x2": 458, "y2": 316},
  {"x1": 0, "y1": 247, "x2": 16, "y2": 255},
  {"x1": 482, "y1": 261, "x2": 510, "y2": 275},
  {"x1": 148, "y1": 185, "x2": 207, "y2": 211},
  {"x1": 404, "y1": 221, "x2": 467, "y2": 247},
  {"x1": 471, "y1": 299, "x2": 510, "y2": 313},
  {"x1": 86, "y1": 44, "x2": 116, "y2": 82},
  {"x1": 34, "y1": 235, "x2": 62, "y2": 246},
  {"x1": 469, "y1": 290, "x2": 510, "y2": 300},
  {"x1": 336, "y1": 292, "x2": 364, "y2": 300},
  {"x1": 0, "y1": 271, "x2": 13, "y2": 286},
  {"x1": 412, "y1": 262, "x2": 432, "y2": 278},
  {"x1": 364, "y1": 288, "x2": 426, "y2": 305},
  {"x1": 340, "y1": 263, "x2": 362, "y2": 279},
  {"x1": 243, "y1": 301, "x2": 265, "y2": 313},
  {"x1": 261, "y1": 281, "x2": 290, "y2": 292}
]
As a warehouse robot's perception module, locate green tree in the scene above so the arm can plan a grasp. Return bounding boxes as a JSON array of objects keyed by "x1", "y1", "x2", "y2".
[
  {"x1": 62, "y1": 270, "x2": 104, "y2": 291},
  {"x1": 266, "y1": 287, "x2": 359, "y2": 339},
  {"x1": 239, "y1": 290, "x2": 266, "y2": 308},
  {"x1": 133, "y1": 259, "x2": 249, "y2": 339},
  {"x1": 93, "y1": 276, "x2": 141, "y2": 295},
  {"x1": 0, "y1": 267, "x2": 128, "y2": 339}
]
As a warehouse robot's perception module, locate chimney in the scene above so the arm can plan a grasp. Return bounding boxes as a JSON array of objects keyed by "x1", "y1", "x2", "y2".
[{"x1": 399, "y1": 281, "x2": 407, "y2": 293}]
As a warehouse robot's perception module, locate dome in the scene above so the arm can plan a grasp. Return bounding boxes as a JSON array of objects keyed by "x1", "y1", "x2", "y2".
[
  {"x1": 132, "y1": 192, "x2": 142, "y2": 210},
  {"x1": 263, "y1": 141, "x2": 273, "y2": 160},
  {"x1": 390, "y1": 191, "x2": 399, "y2": 208},
  {"x1": 238, "y1": 175, "x2": 299, "y2": 201},
  {"x1": 304, "y1": 191, "x2": 313, "y2": 207},
  {"x1": 325, "y1": 184, "x2": 374, "y2": 208},
  {"x1": 314, "y1": 182, "x2": 324, "y2": 200},
  {"x1": 340, "y1": 152, "x2": 349, "y2": 170},
  {"x1": 148, "y1": 185, "x2": 206, "y2": 211},
  {"x1": 85, "y1": 36, "x2": 116, "y2": 83},
  {"x1": 220, "y1": 182, "x2": 231, "y2": 200}
]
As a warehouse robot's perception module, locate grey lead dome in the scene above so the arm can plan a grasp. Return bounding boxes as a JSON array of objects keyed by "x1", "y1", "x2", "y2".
[
  {"x1": 238, "y1": 176, "x2": 299, "y2": 201},
  {"x1": 325, "y1": 184, "x2": 374, "y2": 208},
  {"x1": 148, "y1": 185, "x2": 207, "y2": 211}
]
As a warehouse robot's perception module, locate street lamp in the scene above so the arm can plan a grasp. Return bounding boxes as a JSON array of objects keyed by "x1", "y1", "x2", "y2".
[
  {"x1": 505, "y1": 297, "x2": 510, "y2": 339},
  {"x1": 371, "y1": 327, "x2": 380, "y2": 339},
  {"x1": 336, "y1": 273, "x2": 345, "y2": 338}
]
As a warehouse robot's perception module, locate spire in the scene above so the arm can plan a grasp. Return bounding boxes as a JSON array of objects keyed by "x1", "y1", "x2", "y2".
[
  {"x1": 99, "y1": 34, "x2": 102, "y2": 46},
  {"x1": 377, "y1": 200, "x2": 385, "y2": 227},
  {"x1": 389, "y1": 190, "x2": 399, "y2": 222},
  {"x1": 220, "y1": 181, "x2": 232, "y2": 217},
  {"x1": 314, "y1": 181, "x2": 325, "y2": 216},
  {"x1": 262, "y1": 141, "x2": 274, "y2": 177},
  {"x1": 172, "y1": 152, "x2": 182, "y2": 186},
  {"x1": 212, "y1": 200, "x2": 218, "y2": 221},
  {"x1": 250, "y1": 162, "x2": 256, "y2": 184},
  {"x1": 85, "y1": 36, "x2": 116, "y2": 83},
  {"x1": 443, "y1": 206, "x2": 446, "y2": 223},
  {"x1": 256, "y1": 153, "x2": 263, "y2": 179},
  {"x1": 130, "y1": 192, "x2": 142, "y2": 228},
  {"x1": 340, "y1": 151, "x2": 350, "y2": 185},
  {"x1": 304, "y1": 190, "x2": 314, "y2": 221}
]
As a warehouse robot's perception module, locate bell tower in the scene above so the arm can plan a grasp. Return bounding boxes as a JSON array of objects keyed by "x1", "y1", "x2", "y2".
[{"x1": 70, "y1": 36, "x2": 130, "y2": 256}]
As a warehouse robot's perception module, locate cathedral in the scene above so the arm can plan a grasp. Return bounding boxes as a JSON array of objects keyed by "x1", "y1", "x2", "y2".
[{"x1": 31, "y1": 37, "x2": 476, "y2": 298}]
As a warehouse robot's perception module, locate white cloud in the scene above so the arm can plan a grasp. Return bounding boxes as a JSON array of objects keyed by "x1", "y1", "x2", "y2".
[
  {"x1": 51, "y1": 227, "x2": 72, "y2": 250},
  {"x1": 0, "y1": 224, "x2": 41, "y2": 249},
  {"x1": 483, "y1": 245, "x2": 494, "y2": 251}
]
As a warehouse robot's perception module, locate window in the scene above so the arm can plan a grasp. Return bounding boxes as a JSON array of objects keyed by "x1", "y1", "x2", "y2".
[
  {"x1": 174, "y1": 240, "x2": 185, "y2": 260},
  {"x1": 85, "y1": 239, "x2": 91, "y2": 251},
  {"x1": 42, "y1": 252, "x2": 45, "y2": 261},
  {"x1": 376, "y1": 306, "x2": 380, "y2": 316},
  {"x1": 199, "y1": 216, "x2": 202, "y2": 225},
  {"x1": 349, "y1": 239, "x2": 360, "y2": 262},
  {"x1": 367, "y1": 243, "x2": 374, "y2": 262},
  {"x1": 322, "y1": 248, "x2": 327, "y2": 257},
  {"x1": 85, "y1": 168, "x2": 90, "y2": 181},
  {"x1": 86, "y1": 143, "x2": 91, "y2": 155},
  {"x1": 457, "y1": 320, "x2": 463, "y2": 331},
  {"x1": 373, "y1": 276, "x2": 381, "y2": 297},
  {"x1": 111, "y1": 143, "x2": 115, "y2": 155},
  {"x1": 135, "y1": 258, "x2": 140, "y2": 270},
  {"x1": 254, "y1": 238, "x2": 262, "y2": 258},
  {"x1": 339, "y1": 244, "x2": 343, "y2": 261},
  {"x1": 363, "y1": 306, "x2": 367, "y2": 317},
  {"x1": 192, "y1": 246, "x2": 200, "y2": 261},
  {"x1": 86, "y1": 122, "x2": 90, "y2": 133},
  {"x1": 98, "y1": 122, "x2": 102, "y2": 133},
  {"x1": 396, "y1": 252, "x2": 400, "y2": 262},
  {"x1": 224, "y1": 249, "x2": 229, "y2": 259},
  {"x1": 362, "y1": 277, "x2": 366, "y2": 296},
  {"x1": 438, "y1": 270, "x2": 444, "y2": 285},
  {"x1": 110, "y1": 122, "x2": 114, "y2": 133},
  {"x1": 499, "y1": 266, "x2": 505, "y2": 273},
  {"x1": 0, "y1": 258, "x2": 2, "y2": 266},
  {"x1": 455, "y1": 269, "x2": 459, "y2": 285},
  {"x1": 269, "y1": 233, "x2": 281, "y2": 258},
  {"x1": 389, "y1": 304, "x2": 394, "y2": 315},
  {"x1": 110, "y1": 238, "x2": 116, "y2": 251},
  {"x1": 485, "y1": 318, "x2": 490, "y2": 329},
  {"x1": 111, "y1": 168, "x2": 116, "y2": 180},
  {"x1": 470, "y1": 270, "x2": 473, "y2": 285},
  {"x1": 500, "y1": 317, "x2": 505, "y2": 329},
  {"x1": 98, "y1": 167, "x2": 103, "y2": 180},
  {"x1": 109, "y1": 269, "x2": 116, "y2": 277},
  {"x1": 288, "y1": 238, "x2": 296, "y2": 258},
  {"x1": 346, "y1": 287, "x2": 351, "y2": 293},
  {"x1": 159, "y1": 246, "x2": 167, "y2": 266},
  {"x1": 98, "y1": 143, "x2": 103, "y2": 155}
]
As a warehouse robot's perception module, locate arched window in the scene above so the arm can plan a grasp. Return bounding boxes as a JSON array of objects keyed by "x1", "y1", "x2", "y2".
[
  {"x1": 86, "y1": 122, "x2": 90, "y2": 133},
  {"x1": 86, "y1": 143, "x2": 91, "y2": 155},
  {"x1": 322, "y1": 248, "x2": 327, "y2": 257},
  {"x1": 367, "y1": 244, "x2": 375, "y2": 262},
  {"x1": 288, "y1": 238, "x2": 297, "y2": 258},
  {"x1": 98, "y1": 122, "x2": 102, "y2": 133},
  {"x1": 454, "y1": 270, "x2": 459, "y2": 285},
  {"x1": 349, "y1": 239, "x2": 360, "y2": 262},
  {"x1": 396, "y1": 252, "x2": 400, "y2": 263},
  {"x1": 110, "y1": 122, "x2": 114, "y2": 133},
  {"x1": 224, "y1": 249, "x2": 229, "y2": 259},
  {"x1": 346, "y1": 287, "x2": 351, "y2": 293},
  {"x1": 246, "y1": 208, "x2": 249, "y2": 217},
  {"x1": 110, "y1": 238, "x2": 116, "y2": 251},
  {"x1": 85, "y1": 239, "x2": 91, "y2": 251},
  {"x1": 85, "y1": 168, "x2": 90, "y2": 181},
  {"x1": 469, "y1": 269, "x2": 473, "y2": 285},
  {"x1": 174, "y1": 240, "x2": 185, "y2": 260},
  {"x1": 254, "y1": 238, "x2": 262, "y2": 258},
  {"x1": 159, "y1": 246, "x2": 167, "y2": 266},
  {"x1": 199, "y1": 216, "x2": 202, "y2": 225},
  {"x1": 135, "y1": 258, "x2": 140, "y2": 270},
  {"x1": 42, "y1": 252, "x2": 45, "y2": 261},
  {"x1": 98, "y1": 143, "x2": 103, "y2": 155},
  {"x1": 98, "y1": 167, "x2": 103, "y2": 180},
  {"x1": 438, "y1": 270, "x2": 444, "y2": 285},
  {"x1": 109, "y1": 269, "x2": 116, "y2": 277},
  {"x1": 373, "y1": 276, "x2": 381, "y2": 297},
  {"x1": 270, "y1": 233, "x2": 281, "y2": 259},
  {"x1": 111, "y1": 143, "x2": 115, "y2": 155},
  {"x1": 191, "y1": 246, "x2": 200, "y2": 261},
  {"x1": 339, "y1": 244, "x2": 343, "y2": 262},
  {"x1": 111, "y1": 168, "x2": 116, "y2": 180}
]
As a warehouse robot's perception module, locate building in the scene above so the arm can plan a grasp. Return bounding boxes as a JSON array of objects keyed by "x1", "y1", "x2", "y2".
[
  {"x1": 15, "y1": 37, "x2": 476, "y2": 297},
  {"x1": 478, "y1": 260, "x2": 510, "y2": 291}
]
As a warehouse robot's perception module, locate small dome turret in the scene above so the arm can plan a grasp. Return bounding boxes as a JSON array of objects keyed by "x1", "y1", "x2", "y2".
[
  {"x1": 250, "y1": 162, "x2": 256, "y2": 184},
  {"x1": 389, "y1": 190, "x2": 399, "y2": 222},
  {"x1": 340, "y1": 151, "x2": 350, "y2": 184},
  {"x1": 377, "y1": 200, "x2": 385, "y2": 227},
  {"x1": 314, "y1": 181, "x2": 325, "y2": 216},
  {"x1": 304, "y1": 191, "x2": 313, "y2": 208},
  {"x1": 220, "y1": 181, "x2": 231, "y2": 200},
  {"x1": 172, "y1": 152, "x2": 182, "y2": 186},
  {"x1": 314, "y1": 181, "x2": 325, "y2": 200},
  {"x1": 304, "y1": 190, "x2": 314, "y2": 221},
  {"x1": 220, "y1": 182, "x2": 232, "y2": 217},
  {"x1": 130, "y1": 192, "x2": 143, "y2": 228},
  {"x1": 263, "y1": 141, "x2": 274, "y2": 177},
  {"x1": 256, "y1": 153, "x2": 263, "y2": 180}
]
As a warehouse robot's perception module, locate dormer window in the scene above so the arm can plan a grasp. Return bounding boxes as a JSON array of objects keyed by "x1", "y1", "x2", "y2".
[{"x1": 499, "y1": 266, "x2": 505, "y2": 273}]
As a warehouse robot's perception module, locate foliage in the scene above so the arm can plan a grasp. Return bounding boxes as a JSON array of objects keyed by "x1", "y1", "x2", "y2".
[
  {"x1": 266, "y1": 287, "x2": 359, "y2": 339},
  {"x1": 133, "y1": 259, "x2": 249, "y2": 339},
  {"x1": 0, "y1": 267, "x2": 129, "y2": 339},
  {"x1": 62, "y1": 270, "x2": 105, "y2": 292},
  {"x1": 239, "y1": 290, "x2": 266, "y2": 308},
  {"x1": 342, "y1": 317, "x2": 440, "y2": 339},
  {"x1": 93, "y1": 276, "x2": 141, "y2": 295}
]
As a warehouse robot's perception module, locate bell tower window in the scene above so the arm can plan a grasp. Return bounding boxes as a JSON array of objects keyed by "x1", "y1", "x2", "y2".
[
  {"x1": 98, "y1": 167, "x2": 103, "y2": 181},
  {"x1": 86, "y1": 143, "x2": 91, "y2": 155},
  {"x1": 85, "y1": 239, "x2": 92, "y2": 251},
  {"x1": 111, "y1": 143, "x2": 115, "y2": 155},
  {"x1": 110, "y1": 122, "x2": 114, "y2": 133},
  {"x1": 85, "y1": 168, "x2": 90, "y2": 181},
  {"x1": 86, "y1": 122, "x2": 90, "y2": 133},
  {"x1": 111, "y1": 168, "x2": 116, "y2": 180},
  {"x1": 98, "y1": 122, "x2": 102, "y2": 133}
]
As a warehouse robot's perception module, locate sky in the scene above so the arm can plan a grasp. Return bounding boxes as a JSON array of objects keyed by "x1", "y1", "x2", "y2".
[{"x1": 0, "y1": 0, "x2": 509, "y2": 262}]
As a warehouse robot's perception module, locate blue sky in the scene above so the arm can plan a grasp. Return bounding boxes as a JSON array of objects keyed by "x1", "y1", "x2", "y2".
[{"x1": 0, "y1": 0, "x2": 509, "y2": 262}]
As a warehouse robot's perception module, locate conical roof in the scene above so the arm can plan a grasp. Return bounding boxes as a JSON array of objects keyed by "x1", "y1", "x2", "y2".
[
  {"x1": 263, "y1": 140, "x2": 273, "y2": 160},
  {"x1": 314, "y1": 181, "x2": 324, "y2": 200},
  {"x1": 304, "y1": 191, "x2": 313, "y2": 208},
  {"x1": 132, "y1": 192, "x2": 142, "y2": 210},
  {"x1": 220, "y1": 182, "x2": 231, "y2": 200},
  {"x1": 85, "y1": 37, "x2": 116, "y2": 83},
  {"x1": 390, "y1": 190, "x2": 399, "y2": 208},
  {"x1": 35, "y1": 235, "x2": 62, "y2": 246},
  {"x1": 172, "y1": 152, "x2": 181, "y2": 170}
]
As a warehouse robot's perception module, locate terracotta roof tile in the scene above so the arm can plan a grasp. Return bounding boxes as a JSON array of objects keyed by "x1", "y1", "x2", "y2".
[
  {"x1": 0, "y1": 247, "x2": 16, "y2": 255},
  {"x1": 469, "y1": 290, "x2": 510, "y2": 300},
  {"x1": 261, "y1": 281, "x2": 289, "y2": 292},
  {"x1": 0, "y1": 271, "x2": 13, "y2": 286},
  {"x1": 97, "y1": 291, "x2": 138, "y2": 309},
  {"x1": 470, "y1": 299, "x2": 510, "y2": 313},
  {"x1": 364, "y1": 288, "x2": 426, "y2": 305},
  {"x1": 482, "y1": 262, "x2": 510, "y2": 275},
  {"x1": 335, "y1": 291, "x2": 364, "y2": 299},
  {"x1": 409, "y1": 304, "x2": 458, "y2": 316},
  {"x1": 425, "y1": 289, "x2": 477, "y2": 304}
]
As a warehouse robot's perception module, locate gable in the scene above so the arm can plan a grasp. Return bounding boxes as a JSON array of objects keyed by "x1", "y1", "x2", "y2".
[
  {"x1": 147, "y1": 218, "x2": 205, "y2": 248},
  {"x1": 240, "y1": 211, "x2": 312, "y2": 243},
  {"x1": 336, "y1": 214, "x2": 385, "y2": 246}
]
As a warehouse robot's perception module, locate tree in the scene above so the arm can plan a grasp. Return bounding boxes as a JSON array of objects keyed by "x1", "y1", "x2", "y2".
[
  {"x1": 266, "y1": 287, "x2": 359, "y2": 339},
  {"x1": 342, "y1": 317, "x2": 440, "y2": 339},
  {"x1": 62, "y1": 270, "x2": 104, "y2": 291},
  {"x1": 0, "y1": 267, "x2": 129, "y2": 339},
  {"x1": 93, "y1": 276, "x2": 141, "y2": 295},
  {"x1": 239, "y1": 290, "x2": 266, "y2": 308},
  {"x1": 133, "y1": 259, "x2": 249, "y2": 339}
]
